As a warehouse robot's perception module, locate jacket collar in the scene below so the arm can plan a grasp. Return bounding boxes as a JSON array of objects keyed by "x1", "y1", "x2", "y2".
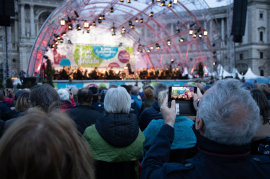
[
  {"x1": 152, "y1": 101, "x2": 160, "y2": 111},
  {"x1": 130, "y1": 94, "x2": 138, "y2": 100},
  {"x1": 192, "y1": 125, "x2": 250, "y2": 157}
]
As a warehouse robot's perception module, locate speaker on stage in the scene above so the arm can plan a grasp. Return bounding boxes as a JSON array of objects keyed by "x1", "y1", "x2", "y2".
[
  {"x1": 0, "y1": 0, "x2": 15, "y2": 26},
  {"x1": 231, "y1": 0, "x2": 248, "y2": 43}
]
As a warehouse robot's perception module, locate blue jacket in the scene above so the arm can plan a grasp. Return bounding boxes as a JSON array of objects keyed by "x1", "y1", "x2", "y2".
[
  {"x1": 130, "y1": 95, "x2": 142, "y2": 109},
  {"x1": 138, "y1": 101, "x2": 162, "y2": 131},
  {"x1": 141, "y1": 124, "x2": 270, "y2": 179},
  {"x1": 0, "y1": 102, "x2": 11, "y2": 119},
  {"x1": 91, "y1": 102, "x2": 105, "y2": 113},
  {"x1": 142, "y1": 116, "x2": 196, "y2": 164}
]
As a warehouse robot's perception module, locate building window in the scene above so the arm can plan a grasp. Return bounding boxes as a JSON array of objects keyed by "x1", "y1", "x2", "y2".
[
  {"x1": 260, "y1": 70, "x2": 264, "y2": 76},
  {"x1": 260, "y1": 31, "x2": 263, "y2": 41},
  {"x1": 260, "y1": 13, "x2": 263, "y2": 19},
  {"x1": 260, "y1": 52, "x2": 263, "y2": 59},
  {"x1": 239, "y1": 53, "x2": 243, "y2": 60}
]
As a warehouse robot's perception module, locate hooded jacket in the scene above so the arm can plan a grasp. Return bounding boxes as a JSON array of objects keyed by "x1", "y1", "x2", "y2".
[
  {"x1": 138, "y1": 101, "x2": 163, "y2": 131},
  {"x1": 83, "y1": 112, "x2": 144, "y2": 179}
]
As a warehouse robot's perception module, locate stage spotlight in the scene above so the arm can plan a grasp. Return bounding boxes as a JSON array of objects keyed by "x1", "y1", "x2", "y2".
[
  {"x1": 119, "y1": 0, "x2": 124, "y2": 2},
  {"x1": 55, "y1": 41, "x2": 59, "y2": 45},
  {"x1": 135, "y1": 18, "x2": 138, "y2": 22},
  {"x1": 203, "y1": 30, "x2": 208, "y2": 36},
  {"x1": 99, "y1": 15, "x2": 102, "y2": 20},
  {"x1": 77, "y1": 24, "x2": 81, "y2": 31},
  {"x1": 156, "y1": 43, "x2": 160, "y2": 50},
  {"x1": 168, "y1": 1, "x2": 172, "y2": 7},
  {"x1": 87, "y1": 28, "x2": 90, "y2": 33},
  {"x1": 93, "y1": 21, "x2": 96, "y2": 26},
  {"x1": 59, "y1": 38, "x2": 64, "y2": 43},
  {"x1": 62, "y1": 32, "x2": 66, "y2": 37},
  {"x1": 57, "y1": 36, "x2": 61, "y2": 40},
  {"x1": 160, "y1": 1, "x2": 165, "y2": 6},
  {"x1": 121, "y1": 27, "x2": 126, "y2": 34},
  {"x1": 140, "y1": 18, "x2": 143, "y2": 23},
  {"x1": 157, "y1": 0, "x2": 160, "y2": 1},
  {"x1": 192, "y1": 33, "x2": 197, "y2": 38},
  {"x1": 127, "y1": 0, "x2": 131, "y2": 3},
  {"x1": 171, "y1": 59, "x2": 174, "y2": 63},
  {"x1": 179, "y1": 38, "x2": 184, "y2": 42},
  {"x1": 167, "y1": 40, "x2": 171, "y2": 46},
  {"x1": 137, "y1": 50, "x2": 140, "y2": 54},
  {"x1": 102, "y1": 15, "x2": 105, "y2": 20},
  {"x1": 213, "y1": 62, "x2": 216, "y2": 65},
  {"x1": 74, "y1": 11, "x2": 79, "y2": 18},
  {"x1": 130, "y1": 24, "x2": 134, "y2": 29},
  {"x1": 98, "y1": 19, "x2": 102, "y2": 23},
  {"x1": 189, "y1": 29, "x2": 193, "y2": 35},
  {"x1": 129, "y1": 20, "x2": 132, "y2": 26},
  {"x1": 60, "y1": 19, "x2": 65, "y2": 26},
  {"x1": 150, "y1": 46, "x2": 153, "y2": 49},
  {"x1": 84, "y1": 21, "x2": 89, "y2": 28},
  {"x1": 110, "y1": 7, "x2": 114, "y2": 13},
  {"x1": 147, "y1": 49, "x2": 150, "y2": 53},
  {"x1": 198, "y1": 33, "x2": 202, "y2": 38},
  {"x1": 149, "y1": 12, "x2": 153, "y2": 17},
  {"x1": 68, "y1": 24, "x2": 73, "y2": 30},
  {"x1": 173, "y1": 0, "x2": 178, "y2": 4}
]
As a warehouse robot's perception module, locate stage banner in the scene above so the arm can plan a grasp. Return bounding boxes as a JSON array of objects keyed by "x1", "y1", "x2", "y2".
[{"x1": 50, "y1": 44, "x2": 134, "y2": 68}]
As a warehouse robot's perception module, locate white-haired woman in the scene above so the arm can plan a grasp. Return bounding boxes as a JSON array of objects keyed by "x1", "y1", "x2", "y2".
[{"x1": 83, "y1": 87, "x2": 145, "y2": 179}]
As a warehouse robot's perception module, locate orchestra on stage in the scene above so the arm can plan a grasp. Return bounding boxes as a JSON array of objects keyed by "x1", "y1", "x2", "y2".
[{"x1": 53, "y1": 64, "x2": 187, "y2": 80}]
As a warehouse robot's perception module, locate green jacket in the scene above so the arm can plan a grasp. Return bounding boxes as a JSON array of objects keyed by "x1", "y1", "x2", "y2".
[{"x1": 83, "y1": 124, "x2": 145, "y2": 163}]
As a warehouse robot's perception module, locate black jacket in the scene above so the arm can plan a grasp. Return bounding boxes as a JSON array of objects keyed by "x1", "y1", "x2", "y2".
[
  {"x1": 91, "y1": 102, "x2": 105, "y2": 113},
  {"x1": 138, "y1": 101, "x2": 162, "y2": 131},
  {"x1": 95, "y1": 112, "x2": 139, "y2": 147},
  {"x1": 141, "y1": 124, "x2": 270, "y2": 179},
  {"x1": 66, "y1": 105, "x2": 101, "y2": 134}
]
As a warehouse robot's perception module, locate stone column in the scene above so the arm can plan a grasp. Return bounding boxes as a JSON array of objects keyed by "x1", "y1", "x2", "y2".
[
  {"x1": 221, "y1": 18, "x2": 225, "y2": 48},
  {"x1": 30, "y1": 4, "x2": 35, "y2": 37},
  {"x1": 21, "y1": 4, "x2": 25, "y2": 37},
  {"x1": 15, "y1": 18, "x2": 18, "y2": 42}
]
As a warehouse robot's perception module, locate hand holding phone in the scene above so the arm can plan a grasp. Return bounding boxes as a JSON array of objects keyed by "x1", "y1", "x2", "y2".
[{"x1": 160, "y1": 96, "x2": 176, "y2": 127}]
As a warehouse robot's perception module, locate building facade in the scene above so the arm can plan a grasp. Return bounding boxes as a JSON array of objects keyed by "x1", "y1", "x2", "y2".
[{"x1": 0, "y1": 0, "x2": 269, "y2": 78}]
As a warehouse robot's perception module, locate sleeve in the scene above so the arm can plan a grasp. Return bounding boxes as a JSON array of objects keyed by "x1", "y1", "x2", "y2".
[
  {"x1": 70, "y1": 98, "x2": 76, "y2": 107},
  {"x1": 138, "y1": 111, "x2": 148, "y2": 131},
  {"x1": 140, "y1": 124, "x2": 174, "y2": 179}
]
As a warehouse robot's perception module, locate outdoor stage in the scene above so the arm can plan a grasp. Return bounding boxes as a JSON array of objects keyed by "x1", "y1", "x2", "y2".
[{"x1": 52, "y1": 79, "x2": 199, "y2": 90}]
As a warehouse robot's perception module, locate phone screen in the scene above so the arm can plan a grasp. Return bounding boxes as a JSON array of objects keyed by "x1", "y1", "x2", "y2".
[{"x1": 170, "y1": 86, "x2": 196, "y2": 101}]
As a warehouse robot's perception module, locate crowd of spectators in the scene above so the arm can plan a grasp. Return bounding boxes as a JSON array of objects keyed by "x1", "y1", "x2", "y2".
[{"x1": 0, "y1": 79, "x2": 269, "y2": 179}]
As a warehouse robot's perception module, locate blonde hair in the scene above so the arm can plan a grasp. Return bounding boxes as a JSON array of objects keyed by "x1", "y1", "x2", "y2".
[{"x1": 15, "y1": 91, "x2": 30, "y2": 112}]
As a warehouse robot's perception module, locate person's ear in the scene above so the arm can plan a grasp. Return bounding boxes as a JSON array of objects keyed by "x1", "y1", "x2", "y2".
[{"x1": 195, "y1": 117, "x2": 205, "y2": 135}]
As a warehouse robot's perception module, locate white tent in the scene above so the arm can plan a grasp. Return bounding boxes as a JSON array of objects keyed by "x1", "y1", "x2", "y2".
[
  {"x1": 182, "y1": 67, "x2": 189, "y2": 76},
  {"x1": 244, "y1": 68, "x2": 259, "y2": 79}
]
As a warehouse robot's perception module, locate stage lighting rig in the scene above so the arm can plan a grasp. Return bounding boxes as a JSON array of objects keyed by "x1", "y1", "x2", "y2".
[
  {"x1": 192, "y1": 33, "x2": 197, "y2": 38},
  {"x1": 59, "y1": 38, "x2": 64, "y2": 43},
  {"x1": 129, "y1": 21, "x2": 132, "y2": 26},
  {"x1": 102, "y1": 15, "x2": 105, "y2": 20},
  {"x1": 167, "y1": 40, "x2": 171, "y2": 46},
  {"x1": 68, "y1": 24, "x2": 73, "y2": 30},
  {"x1": 168, "y1": 1, "x2": 172, "y2": 7},
  {"x1": 74, "y1": 11, "x2": 79, "y2": 18},
  {"x1": 173, "y1": 0, "x2": 177, "y2": 4},
  {"x1": 99, "y1": 15, "x2": 102, "y2": 20},
  {"x1": 160, "y1": 1, "x2": 165, "y2": 6},
  {"x1": 149, "y1": 12, "x2": 153, "y2": 17},
  {"x1": 68, "y1": 16, "x2": 71, "y2": 23},
  {"x1": 130, "y1": 24, "x2": 134, "y2": 29},
  {"x1": 60, "y1": 19, "x2": 65, "y2": 26},
  {"x1": 156, "y1": 43, "x2": 160, "y2": 50},
  {"x1": 171, "y1": 59, "x2": 174, "y2": 63},
  {"x1": 157, "y1": 0, "x2": 160, "y2": 2},
  {"x1": 121, "y1": 27, "x2": 126, "y2": 34},
  {"x1": 189, "y1": 29, "x2": 193, "y2": 35},
  {"x1": 119, "y1": 0, "x2": 124, "y2": 2},
  {"x1": 98, "y1": 19, "x2": 102, "y2": 23},
  {"x1": 150, "y1": 46, "x2": 153, "y2": 49},
  {"x1": 179, "y1": 38, "x2": 184, "y2": 42},
  {"x1": 203, "y1": 29, "x2": 208, "y2": 36},
  {"x1": 87, "y1": 28, "x2": 90, "y2": 33},
  {"x1": 77, "y1": 24, "x2": 81, "y2": 30},
  {"x1": 62, "y1": 32, "x2": 66, "y2": 37},
  {"x1": 110, "y1": 7, "x2": 114, "y2": 13},
  {"x1": 140, "y1": 18, "x2": 143, "y2": 23},
  {"x1": 84, "y1": 21, "x2": 90, "y2": 28},
  {"x1": 147, "y1": 49, "x2": 151, "y2": 53},
  {"x1": 135, "y1": 18, "x2": 138, "y2": 22},
  {"x1": 93, "y1": 21, "x2": 96, "y2": 26},
  {"x1": 127, "y1": 0, "x2": 131, "y2": 3},
  {"x1": 198, "y1": 33, "x2": 202, "y2": 38},
  {"x1": 111, "y1": 23, "x2": 116, "y2": 36},
  {"x1": 43, "y1": 55, "x2": 48, "y2": 59}
]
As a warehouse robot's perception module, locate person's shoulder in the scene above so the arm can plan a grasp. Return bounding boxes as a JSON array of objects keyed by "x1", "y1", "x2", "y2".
[{"x1": 250, "y1": 155, "x2": 270, "y2": 164}]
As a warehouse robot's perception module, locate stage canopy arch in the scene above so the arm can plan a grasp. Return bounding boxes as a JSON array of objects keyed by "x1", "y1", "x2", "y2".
[{"x1": 27, "y1": 0, "x2": 221, "y2": 76}]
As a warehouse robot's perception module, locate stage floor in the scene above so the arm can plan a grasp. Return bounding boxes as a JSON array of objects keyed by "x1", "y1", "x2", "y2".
[{"x1": 52, "y1": 79, "x2": 198, "y2": 90}]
